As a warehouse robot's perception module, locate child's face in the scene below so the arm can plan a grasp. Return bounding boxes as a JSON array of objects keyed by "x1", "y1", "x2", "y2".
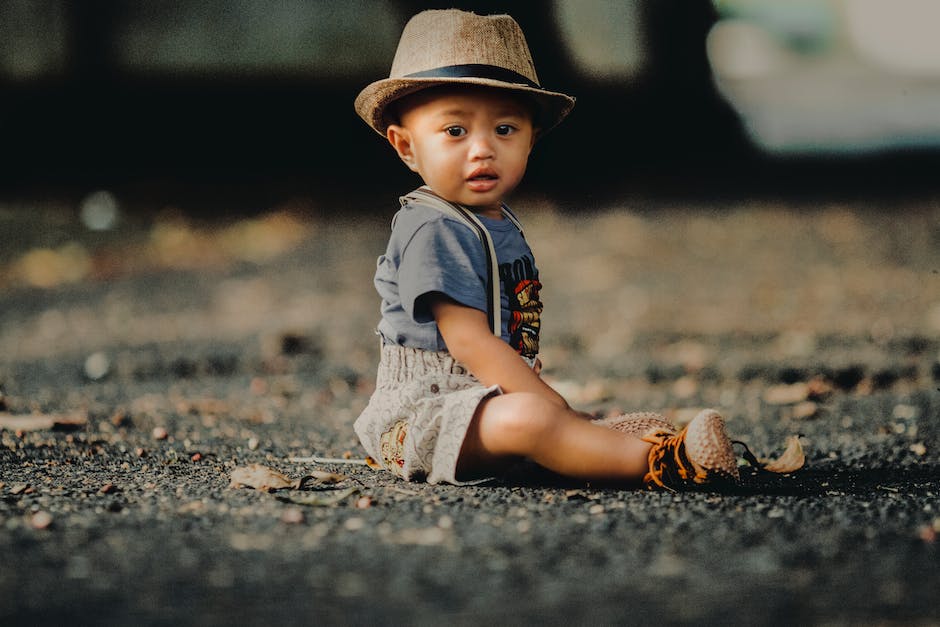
[{"x1": 386, "y1": 87, "x2": 536, "y2": 215}]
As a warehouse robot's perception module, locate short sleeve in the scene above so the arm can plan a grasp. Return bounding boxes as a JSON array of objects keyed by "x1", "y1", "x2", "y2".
[{"x1": 397, "y1": 217, "x2": 488, "y2": 323}]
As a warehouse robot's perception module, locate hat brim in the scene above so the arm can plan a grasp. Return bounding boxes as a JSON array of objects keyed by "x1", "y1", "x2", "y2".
[{"x1": 355, "y1": 76, "x2": 575, "y2": 137}]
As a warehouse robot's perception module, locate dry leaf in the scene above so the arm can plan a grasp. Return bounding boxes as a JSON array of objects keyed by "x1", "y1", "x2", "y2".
[
  {"x1": 303, "y1": 470, "x2": 348, "y2": 485},
  {"x1": 0, "y1": 412, "x2": 87, "y2": 432},
  {"x1": 276, "y1": 487, "x2": 359, "y2": 507},
  {"x1": 763, "y1": 383, "x2": 809, "y2": 405},
  {"x1": 229, "y1": 464, "x2": 349, "y2": 492},
  {"x1": 229, "y1": 464, "x2": 298, "y2": 492},
  {"x1": 287, "y1": 455, "x2": 369, "y2": 466},
  {"x1": 791, "y1": 401, "x2": 819, "y2": 420},
  {"x1": 762, "y1": 436, "x2": 806, "y2": 473}
]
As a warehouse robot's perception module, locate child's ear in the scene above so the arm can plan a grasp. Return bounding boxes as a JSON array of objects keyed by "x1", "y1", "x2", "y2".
[{"x1": 386, "y1": 125, "x2": 419, "y2": 172}]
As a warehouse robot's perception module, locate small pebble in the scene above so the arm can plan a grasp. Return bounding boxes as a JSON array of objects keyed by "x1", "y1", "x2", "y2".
[
  {"x1": 152, "y1": 427, "x2": 168, "y2": 441},
  {"x1": 280, "y1": 507, "x2": 305, "y2": 525},
  {"x1": 83, "y1": 352, "x2": 111, "y2": 381},
  {"x1": 80, "y1": 190, "x2": 120, "y2": 231},
  {"x1": 29, "y1": 511, "x2": 53, "y2": 530},
  {"x1": 344, "y1": 517, "x2": 365, "y2": 531},
  {"x1": 191, "y1": 453, "x2": 202, "y2": 462},
  {"x1": 355, "y1": 496, "x2": 373, "y2": 509},
  {"x1": 918, "y1": 525, "x2": 936, "y2": 544}
]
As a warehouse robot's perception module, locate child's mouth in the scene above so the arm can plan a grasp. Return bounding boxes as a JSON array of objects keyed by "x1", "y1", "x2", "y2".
[
  {"x1": 467, "y1": 167, "x2": 499, "y2": 190},
  {"x1": 467, "y1": 174, "x2": 499, "y2": 192}
]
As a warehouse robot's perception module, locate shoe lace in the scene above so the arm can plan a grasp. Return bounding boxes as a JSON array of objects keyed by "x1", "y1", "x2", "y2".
[{"x1": 641, "y1": 427, "x2": 707, "y2": 491}]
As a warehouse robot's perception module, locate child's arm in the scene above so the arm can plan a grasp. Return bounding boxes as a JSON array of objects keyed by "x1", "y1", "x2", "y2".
[{"x1": 429, "y1": 294, "x2": 571, "y2": 409}]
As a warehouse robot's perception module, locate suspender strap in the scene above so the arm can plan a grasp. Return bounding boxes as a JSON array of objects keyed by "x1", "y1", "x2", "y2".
[{"x1": 400, "y1": 186, "x2": 523, "y2": 337}]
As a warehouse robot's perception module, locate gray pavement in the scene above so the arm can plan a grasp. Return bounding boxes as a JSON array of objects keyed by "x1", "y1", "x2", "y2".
[{"x1": 1, "y1": 194, "x2": 939, "y2": 626}]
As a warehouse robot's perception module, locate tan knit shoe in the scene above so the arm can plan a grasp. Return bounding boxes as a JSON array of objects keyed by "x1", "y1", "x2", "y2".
[
  {"x1": 641, "y1": 409, "x2": 739, "y2": 490},
  {"x1": 593, "y1": 412, "x2": 678, "y2": 438}
]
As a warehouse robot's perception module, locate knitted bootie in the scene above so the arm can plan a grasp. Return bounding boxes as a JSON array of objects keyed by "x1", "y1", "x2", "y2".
[
  {"x1": 592, "y1": 412, "x2": 678, "y2": 438},
  {"x1": 641, "y1": 409, "x2": 739, "y2": 490}
]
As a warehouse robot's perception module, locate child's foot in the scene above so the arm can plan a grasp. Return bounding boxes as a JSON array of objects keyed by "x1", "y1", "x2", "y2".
[{"x1": 641, "y1": 409, "x2": 739, "y2": 490}]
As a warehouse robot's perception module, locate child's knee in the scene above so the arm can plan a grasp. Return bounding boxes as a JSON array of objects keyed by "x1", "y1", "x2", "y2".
[{"x1": 478, "y1": 393, "x2": 561, "y2": 451}]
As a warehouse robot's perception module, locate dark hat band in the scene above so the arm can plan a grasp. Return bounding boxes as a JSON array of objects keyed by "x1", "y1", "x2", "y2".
[{"x1": 403, "y1": 64, "x2": 541, "y2": 89}]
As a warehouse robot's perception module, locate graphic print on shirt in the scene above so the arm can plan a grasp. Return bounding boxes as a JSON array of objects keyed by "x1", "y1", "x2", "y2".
[{"x1": 499, "y1": 254, "x2": 542, "y2": 358}]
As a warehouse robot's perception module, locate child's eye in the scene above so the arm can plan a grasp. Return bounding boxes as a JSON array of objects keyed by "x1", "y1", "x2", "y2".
[
  {"x1": 445, "y1": 126, "x2": 466, "y2": 137},
  {"x1": 495, "y1": 124, "x2": 516, "y2": 136}
]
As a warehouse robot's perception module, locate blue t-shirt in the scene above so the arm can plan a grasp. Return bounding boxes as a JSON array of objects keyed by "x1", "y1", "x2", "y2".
[{"x1": 374, "y1": 197, "x2": 542, "y2": 359}]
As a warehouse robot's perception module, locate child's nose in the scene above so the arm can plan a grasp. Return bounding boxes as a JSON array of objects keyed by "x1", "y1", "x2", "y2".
[{"x1": 468, "y1": 134, "x2": 496, "y2": 160}]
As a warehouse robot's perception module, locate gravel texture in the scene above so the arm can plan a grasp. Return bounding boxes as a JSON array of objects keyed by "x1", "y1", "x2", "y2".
[{"x1": 1, "y1": 192, "x2": 939, "y2": 626}]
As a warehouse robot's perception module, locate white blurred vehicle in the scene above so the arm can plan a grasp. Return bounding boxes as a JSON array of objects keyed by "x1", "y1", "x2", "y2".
[{"x1": 705, "y1": 0, "x2": 940, "y2": 154}]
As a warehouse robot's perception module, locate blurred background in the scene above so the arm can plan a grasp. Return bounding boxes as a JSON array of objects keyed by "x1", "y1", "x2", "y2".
[{"x1": 3, "y1": 0, "x2": 940, "y2": 211}]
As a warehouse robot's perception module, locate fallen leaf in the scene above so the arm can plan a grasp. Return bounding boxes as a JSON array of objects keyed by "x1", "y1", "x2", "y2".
[
  {"x1": 762, "y1": 436, "x2": 806, "y2": 473},
  {"x1": 806, "y1": 376, "x2": 834, "y2": 400},
  {"x1": 303, "y1": 470, "x2": 348, "y2": 485},
  {"x1": 275, "y1": 487, "x2": 360, "y2": 507},
  {"x1": 229, "y1": 464, "x2": 349, "y2": 492},
  {"x1": 177, "y1": 501, "x2": 207, "y2": 515},
  {"x1": 791, "y1": 401, "x2": 819, "y2": 420},
  {"x1": 287, "y1": 454, "x2": 370, "y2": 466},
  {"x1": 0, "y1": 412, "x2": 86, "y2": 432},
  {"x1": 389, "y1": 526, "x2": 449, "y2": 546},
  {"x1": 763, "y1": 383, "x2": 809, "y2": 405},
  {"x1": 229, "y1": 464, "x2": 298, "y2": 492}
]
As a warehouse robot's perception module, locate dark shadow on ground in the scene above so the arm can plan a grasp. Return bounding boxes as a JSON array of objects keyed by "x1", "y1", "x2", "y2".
[{"x1": 495, "y1": 459, "x2": 940, "y2": 498}]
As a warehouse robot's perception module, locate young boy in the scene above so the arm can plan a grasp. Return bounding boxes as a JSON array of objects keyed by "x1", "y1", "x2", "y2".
[{"x1": 353, "y1": 9, "x2": 739, "y2": 489}]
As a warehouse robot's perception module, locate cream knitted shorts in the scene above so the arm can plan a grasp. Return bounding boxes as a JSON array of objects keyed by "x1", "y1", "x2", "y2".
[{"x1": 354, "y1": 344, "x2": 500, "y2": 485}]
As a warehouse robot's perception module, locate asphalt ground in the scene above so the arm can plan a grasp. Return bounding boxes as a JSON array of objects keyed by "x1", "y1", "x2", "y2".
[{"x1": 1, "y1": 190, "x2": 939, "y2": 626}]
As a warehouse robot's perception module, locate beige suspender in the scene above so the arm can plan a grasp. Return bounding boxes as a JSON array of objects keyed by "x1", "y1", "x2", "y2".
[{"x1": 400, "y1": 186, "x2": 524, "y2": 337}]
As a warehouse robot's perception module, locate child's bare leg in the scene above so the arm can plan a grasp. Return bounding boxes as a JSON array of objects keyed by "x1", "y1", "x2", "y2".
[{"x1": 457, "y1": 392, "x2": 652, "y2": 481}]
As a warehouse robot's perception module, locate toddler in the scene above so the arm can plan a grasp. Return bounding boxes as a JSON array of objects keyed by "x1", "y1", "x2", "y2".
[{"x1": 352, "y1": 9, "x2": 739, "y2": 489}]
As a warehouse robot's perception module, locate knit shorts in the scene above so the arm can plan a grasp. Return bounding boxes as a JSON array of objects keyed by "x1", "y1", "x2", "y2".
[{"x1": 353, "y1": 343, "x2": 501, "y2": 485}]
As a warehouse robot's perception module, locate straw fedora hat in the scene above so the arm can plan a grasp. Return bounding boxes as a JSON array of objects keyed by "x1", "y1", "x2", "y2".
[{"x1": 354, "y1": 9, "x2": 576, "y2": 136}]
